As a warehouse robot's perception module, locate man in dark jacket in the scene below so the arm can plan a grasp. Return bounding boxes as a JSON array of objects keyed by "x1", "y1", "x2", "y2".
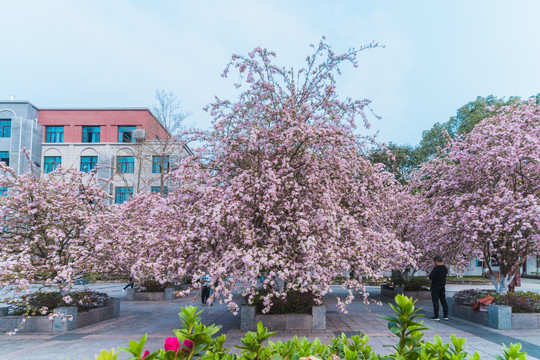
[{"x1": 428, "y1": 255, "x2": 449, "y2": 321}]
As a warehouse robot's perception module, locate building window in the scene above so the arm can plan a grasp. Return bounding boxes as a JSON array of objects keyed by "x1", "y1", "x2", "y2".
[
  {"x1": 151, "y1": 186, "x2": 169, "y2": 196},
  {"x1": 82, "y1": 126, "x2": 100, "y2": 143},
  {"x1": 117, "y1": 156, "x2": 134, "y2": 173},
  {"x1": 44, "y1": 156, "x2": 61, "y2": 173},
  {"x1": 0, "y1": 151, "x2": 9, "y2": 166},
  {"x1": 152, "y1": 156, "x2": 170, "y2": 173},
  {"x1": 45, "y1": 126, "x2": 64, "y2": 143},
  {"x1": 80, "y1": 156, "x2": 98, "y2": 172},
  {"x1": 0, "y1": 119, "x2": 11, "y2": 138},
  {"x1": 0, "y1": 187, "x2": 7, "y2": 196},
  {"x1": 115, "y1": 187, "x2": 133, "y2": 204},
  {"x1": 118, "y1": 126, "x2": 136, "y2": 143}
]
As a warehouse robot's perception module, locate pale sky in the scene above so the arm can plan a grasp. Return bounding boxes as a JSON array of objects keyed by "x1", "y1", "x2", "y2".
[{"x1": 2, "y1": 0, "x2": 540, "y2": 146}]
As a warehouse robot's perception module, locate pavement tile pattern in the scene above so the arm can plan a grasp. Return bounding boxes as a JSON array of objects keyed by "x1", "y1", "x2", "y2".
[{"x1": 1, "y1": 281, "x2": 540, "y2": 359}]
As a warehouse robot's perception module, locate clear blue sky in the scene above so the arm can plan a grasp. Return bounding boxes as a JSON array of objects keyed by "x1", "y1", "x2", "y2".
[{"x1": 2, "y1": 0, "x2": 540, "y2": 146}]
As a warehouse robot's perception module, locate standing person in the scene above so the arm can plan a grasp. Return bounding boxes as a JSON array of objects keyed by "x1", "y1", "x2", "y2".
[
  {"x1": 201, "y1": 272, "x2": 211, "y2": 305},
  {"x1": 122, "y1": 276, "x2": 134, "y2": 292},
  {"x1": 428, "y1": 255, "x2": 449, "y2": 321}
]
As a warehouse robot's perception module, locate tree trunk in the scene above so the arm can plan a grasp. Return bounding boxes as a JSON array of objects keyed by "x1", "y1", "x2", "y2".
[{"x1": 491, "y1": 273, "x2": 514, "y2": 293}]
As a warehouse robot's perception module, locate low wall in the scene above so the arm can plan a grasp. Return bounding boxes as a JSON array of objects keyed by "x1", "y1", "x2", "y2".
[
  {"x1": 380, "y1": 285, "x2": 431, "y2": 300},
  {"x1": 0, "y1": 298, "x2": 120, "y2": 333},
  {"x1": 449, "y1": 300, "x2": 540, "y2": 329},
  {"x1": 241, "y1": 305, "x2": 326, "y2": 331},
  {"x1": 126, "y1": 288, "x2": 178, "y2": 301}
]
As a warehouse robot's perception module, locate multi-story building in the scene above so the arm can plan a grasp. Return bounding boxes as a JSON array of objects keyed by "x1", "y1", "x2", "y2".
[
  {"x1": 0, "y1": 100, "x2": 43, "y2": 176},
  {"x1": 38, "y1": 108, "x2": 191, "y2": 203}
]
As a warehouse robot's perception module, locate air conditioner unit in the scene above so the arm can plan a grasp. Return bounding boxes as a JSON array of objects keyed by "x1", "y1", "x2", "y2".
[{"x1": 133, "y1": 129, "x2": 146, "y2": 142}]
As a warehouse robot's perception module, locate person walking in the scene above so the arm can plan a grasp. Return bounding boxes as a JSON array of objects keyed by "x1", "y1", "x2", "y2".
[
  {"x1": 428, "y1": 255, "x2": 449, "y2": 321},
  {"x1": 122, "y1": 276, "x2": 134, "y2": 292},
  {"x1": 201, "y1": 272, "x2": 211, "y2": 305}
]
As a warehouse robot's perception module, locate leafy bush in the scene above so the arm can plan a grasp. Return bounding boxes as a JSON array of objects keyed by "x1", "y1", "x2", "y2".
[
  {"x1": 70, "y1": 290, "x2": 110, "y2": 312},
  {"x1": 139, "y1": 279, "x2": 174, "y2": 292},
  {"x1": 248, "y1": 289, "x2": 317, "y2": 314},
  {"x1": 496, "y1": 292, "x2": 540, "y2": 313},
  {"x1": 10, "y1": 289, "x2": 111, "y2": 315},
  {"x1": 454, "y1": 289, "x2": 540, "y2": 313},
  {"x1": 386, "y1": 277, "x2": 431, "y2": 291},
  {"x1": 453, "y1": 289, "x2": 491, "y2": 306},
  {"x1": 87, "y1": 296, "x2": 527, "y2": 360}
]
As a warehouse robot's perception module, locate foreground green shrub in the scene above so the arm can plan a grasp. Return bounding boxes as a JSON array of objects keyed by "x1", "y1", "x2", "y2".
[
  {"x1": 87, "y1": 295, "x2": 527, "y2": 360},
  {"x1": 454, "y1": 289, "x2": 540, "y2": 313}
]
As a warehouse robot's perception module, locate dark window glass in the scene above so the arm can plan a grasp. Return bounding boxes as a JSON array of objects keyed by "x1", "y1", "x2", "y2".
[
  {"x1": 117, "y1": 156, "x2": 134, "y2": 173},
  {"x1": 82, "y1": 126, "x2": 100, "y2": 143},
  {"x1": 115, "y1": 187, "x2": 133, "y2": 204},
  {"x1": 46, "y1": 126, "x2": 64, "y2": 143},
  {"x1": 0, "y1": 119, "x2": 11, "y2": 138},
  {"x1": 0, "y1": 151, "x2": 9, "y2": 166},
  {"x1": 118, "y1": 126, "x2": 136, "y2": 143},
  {"x1": 151, "y1": 186, "x2": 169, "y2": 196},
  {"x1": 152, "y1": 156, "x2": 170, "y2": 173},
  {"x1": 80, "y1": 156, "x2": 98, "y2": 172},
  {"x1": 44, "y1": 156, "x2": 61, "y2": 173}
]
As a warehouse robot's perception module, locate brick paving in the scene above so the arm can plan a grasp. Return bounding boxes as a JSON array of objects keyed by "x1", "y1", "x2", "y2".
[{"x1": 1, "y1": 281, "x2": 540, "y2": 359}]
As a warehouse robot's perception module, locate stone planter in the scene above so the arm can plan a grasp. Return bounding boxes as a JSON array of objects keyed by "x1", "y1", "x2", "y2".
[
  {"x1": 449, "y1": 299, "x2": 540, "y2": 329},
  {"x1": 380, "y1": 285, "x2": 431, "y2": 300},
  {"x1": 0, "y1": 298, "x2": 120, "y2": 333},
  {"x1": 126, "y1": 288, "x2": 178, "y2": 301},
  {"x1": 241, "y1": 305, "x2": 326, "y2": 331}
]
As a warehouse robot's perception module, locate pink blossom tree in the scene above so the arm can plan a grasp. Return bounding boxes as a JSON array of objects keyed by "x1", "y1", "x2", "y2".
[
  {"x1": 412, "y1": 100, "x2": 540, "y2": 292},
  {"x1": 0, "y1": 157, "x2": 110, "y2": 292},
  {"x1": 126, "y1": 40, "x2": 416, "y2": 312}
]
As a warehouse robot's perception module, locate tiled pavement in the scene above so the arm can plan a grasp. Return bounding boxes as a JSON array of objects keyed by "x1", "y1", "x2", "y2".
[{"x1": 1, "y1": 282, "x2": 540, "y2": 360}]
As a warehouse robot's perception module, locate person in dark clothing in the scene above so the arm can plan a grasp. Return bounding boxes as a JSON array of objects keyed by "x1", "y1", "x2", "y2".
[
  {"x1": 201, "y1": 273, "x2": 211, "y2": 305},
  {"x1": 122, "y1": 277, "x2": 134, "y2": 292},
  {"x1": 428, "y1": 255, "x2": 449, "y2": 321}
]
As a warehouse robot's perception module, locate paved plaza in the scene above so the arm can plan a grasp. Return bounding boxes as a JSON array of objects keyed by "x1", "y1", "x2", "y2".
[{"x1": 1, "y1": 280, "x2": 540, "y2": 360}]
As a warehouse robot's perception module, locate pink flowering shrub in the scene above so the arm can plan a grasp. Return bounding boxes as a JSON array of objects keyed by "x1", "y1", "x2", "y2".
[
  {"x1": 92, "y1": 40, "x2": 416, "y2": 313},
  {"x1": 412, "y1": 99, "x2": 540, "y2": 292},
  {"x1": 0, "y1": 153, "x2": 110, "y2": 292}
]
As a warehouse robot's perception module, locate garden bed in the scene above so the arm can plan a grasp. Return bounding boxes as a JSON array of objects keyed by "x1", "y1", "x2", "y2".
[
  {"x1": 450, "y1": 289, "x2": 540, "y2": 329},
  {"x1": 125, "y1": 288, "x2": 180, "y2": 301},
  {"x1": 380, "y1": 285, "x2": 431, "y2": 300},
  {"x1": 449, "y1": 301, "x2": 540, "y2": 329},
  {"x1": 241, "y1": 305, "x2": 326, "y2": 330},
  {"x1": 0, "y1": 298, "x2": 120, "y2": 332}
]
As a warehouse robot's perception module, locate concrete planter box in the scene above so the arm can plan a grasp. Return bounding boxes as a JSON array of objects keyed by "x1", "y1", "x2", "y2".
[
  {"x1": 241, "y1": 305, "x2": 326, "y2": 331},
  {"x1": 0, "y1": 298, "x2": 120, "y2": 333},
  {"x1": 126, "y1": 288, "x2": 178, "y2": 301},
  {"x1": 449, "y1": 299, "x2": 540, "y2": 329},
  {"x1": 381, "y1": 285, "x2": 431, "y2": 300}
]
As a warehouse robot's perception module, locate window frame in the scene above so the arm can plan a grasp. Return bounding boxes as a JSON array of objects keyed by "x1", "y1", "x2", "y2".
[
  {"x1": 151, "y1": 186, "x2": 169, "y2": 196},
  {"x1": 152, "y1": 155, "x2": 170, "y2": 173},
  {"x1": 43, "y1": 156, "x2": 62, "y2": 174},
  {"x1": 115, "y1": 186, "x2": 133, "y2": 204},
  {"x1": 0, "y1": 119, "x2": 11, "y2": 138},
  {"x1": 118, "y1": 126, "x2": 137, "y2": 143},
  {"x1": 80, "y1": 156, "x2": 98, "y2": 172},
  {"x1": 82, "y1": 126, "x2": 101, "y2": 143},
  {"x1": 45, "y1": 126, "x2": 64, "y2": 143},
  {"x1": 117, "y1": 156, "x2": 135, "y2": 174},
  {"x1": 0, "y1": 151, "x2": 9, "y2": 166}
]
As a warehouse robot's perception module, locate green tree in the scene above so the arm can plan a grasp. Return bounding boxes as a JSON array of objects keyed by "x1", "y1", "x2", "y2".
[
  {"x1": 368, "y1": 143, "x2": 420, "y2": 184},
  {"x1": 415, "y1": 95, "x2": 521, "y2": 163}
]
